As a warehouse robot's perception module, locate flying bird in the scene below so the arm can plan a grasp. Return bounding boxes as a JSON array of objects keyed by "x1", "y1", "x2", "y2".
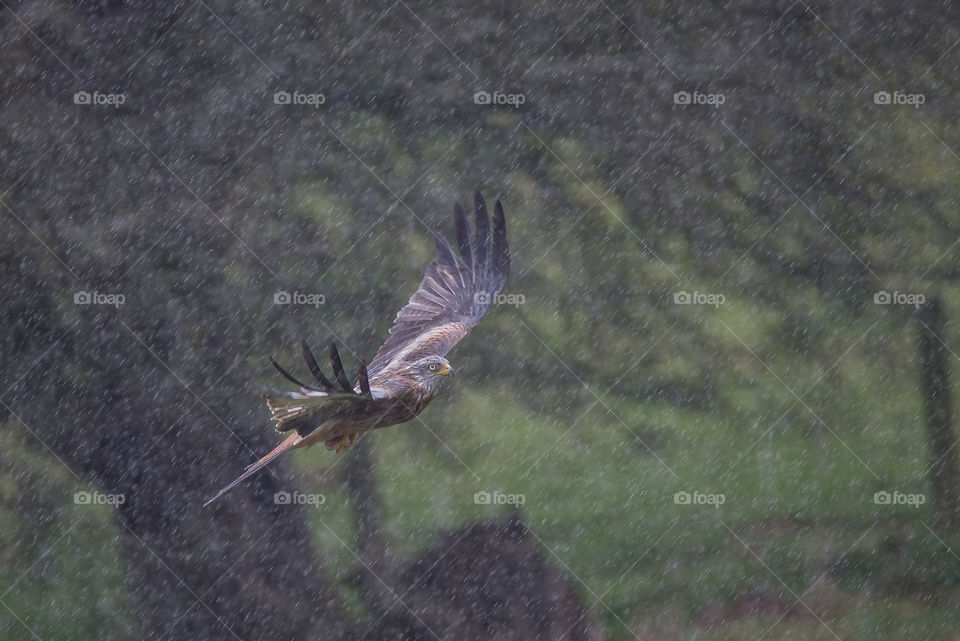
[{"x1": 205, "y1": 192, "x2": 509, "y2": 506}]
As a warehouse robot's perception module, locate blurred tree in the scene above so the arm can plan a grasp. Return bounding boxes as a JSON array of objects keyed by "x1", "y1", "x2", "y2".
[{"x1": 917, "y1": 298, "x2": 960, "y2": 531}]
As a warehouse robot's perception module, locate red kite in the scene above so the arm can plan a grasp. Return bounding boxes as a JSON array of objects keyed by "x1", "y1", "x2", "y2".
[{"x1": 205, "y1": 192, "x2": 509, "y2": 505}]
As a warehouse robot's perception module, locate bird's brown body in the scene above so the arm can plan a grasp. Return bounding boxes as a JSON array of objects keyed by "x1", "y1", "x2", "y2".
[
  {"x1": 296, "y1": 383, "x2": 438, "y2": 448},
  {"x1": 204, "y1": 191, "x2": 508, "y2": 506}
]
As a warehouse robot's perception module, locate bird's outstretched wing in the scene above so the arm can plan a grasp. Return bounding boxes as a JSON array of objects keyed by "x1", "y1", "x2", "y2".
[{"x1": 368, "y1": 191, "x2": 510, "y2": 375}]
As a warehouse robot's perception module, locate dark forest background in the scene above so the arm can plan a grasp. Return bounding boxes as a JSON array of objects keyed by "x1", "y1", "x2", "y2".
[{"x1": 3, "y1": 1, "x2": 960, "y2": 639}]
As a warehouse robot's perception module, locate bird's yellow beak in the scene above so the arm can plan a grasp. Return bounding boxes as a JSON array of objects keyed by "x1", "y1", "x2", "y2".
[{"x1": 435, "y1": 363, "x2": 454, "y2": 376}]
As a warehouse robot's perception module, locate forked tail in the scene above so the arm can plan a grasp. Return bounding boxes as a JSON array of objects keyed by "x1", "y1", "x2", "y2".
[{"x1": 203, "y1": 433, "x2": 304, "y2": 507}]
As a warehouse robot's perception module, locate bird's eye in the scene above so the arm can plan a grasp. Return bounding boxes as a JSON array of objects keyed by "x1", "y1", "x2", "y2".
[{"x1": 429, "y1": 363, "x2": 437, "y2": 371}]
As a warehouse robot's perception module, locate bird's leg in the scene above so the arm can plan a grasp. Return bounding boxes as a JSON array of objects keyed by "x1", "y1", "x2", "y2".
[{"x1": 325, "y1": 432, "x2": 359, "y2": 453}]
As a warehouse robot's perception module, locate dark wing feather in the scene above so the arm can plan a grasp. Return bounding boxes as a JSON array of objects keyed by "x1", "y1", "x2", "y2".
[
  {"x1": 269, "y1": 342, "x2": 378, "y2": 434},
  {"x1": 454, "y1": 202, "x2": 473, "y2": 271},
  {"x1": 434, "y1": 233, "x2": 460, "y2": 273},
  {"x1": 491, "y1": 201, "x2": 509, "y2": 285},
  {"x1": 368, "y1": 191, "x2": 510, "y2": 375},
  {"x1": 329, "y1": 343, "x2": 354, "y2": 392},
  {"x1": 301, "y1": 341, "x2": 334, "y2": 389},
  {"x1": 473, "y1": 191, "x2": 490, "y2": 274},
  {"x1": 270, "y1": 357, "x2": 326, "y2": 392}
]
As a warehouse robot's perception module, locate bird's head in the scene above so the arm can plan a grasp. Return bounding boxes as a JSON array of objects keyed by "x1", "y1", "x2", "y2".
[{"x1": 408, "y1": 355, "x2": 454, "y2": 389}]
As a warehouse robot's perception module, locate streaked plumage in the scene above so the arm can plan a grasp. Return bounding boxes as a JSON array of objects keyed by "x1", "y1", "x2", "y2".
[{"x1": 205, "y1": 192, "x2": 509, "y2": 506}]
